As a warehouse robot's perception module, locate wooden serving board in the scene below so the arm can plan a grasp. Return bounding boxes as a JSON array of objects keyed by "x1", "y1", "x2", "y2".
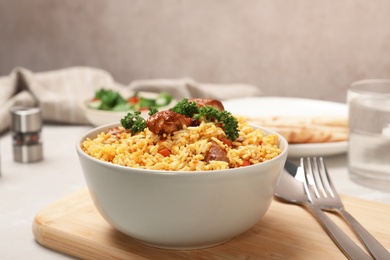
[{"x1": 33, "y1": 189, "x2": 390, "y2": 259}]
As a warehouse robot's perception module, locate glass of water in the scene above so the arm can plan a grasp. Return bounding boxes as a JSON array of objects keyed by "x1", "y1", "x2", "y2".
[{"x1": 347, "y1": 79, "x2": 390, "y2": 191}]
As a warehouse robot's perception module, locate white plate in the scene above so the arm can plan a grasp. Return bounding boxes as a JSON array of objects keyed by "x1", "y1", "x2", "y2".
[{"x1": 222, "y1": 97, "x2": 348, "y2": 157}]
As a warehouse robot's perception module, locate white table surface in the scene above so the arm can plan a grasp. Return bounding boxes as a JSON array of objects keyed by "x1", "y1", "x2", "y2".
[{"x1": 1, "y1": 124, "x2": 389, "y2": 259}]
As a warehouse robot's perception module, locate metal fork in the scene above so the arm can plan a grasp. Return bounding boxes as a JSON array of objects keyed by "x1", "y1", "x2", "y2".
[{"x1": 302, "y1": 157, "x2": 390, "y2": 260}]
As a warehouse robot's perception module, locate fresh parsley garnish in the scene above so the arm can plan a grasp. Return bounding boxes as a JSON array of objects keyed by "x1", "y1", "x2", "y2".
[{"x1": 120, "y1": 111, "x2": 146, "y2": 134}]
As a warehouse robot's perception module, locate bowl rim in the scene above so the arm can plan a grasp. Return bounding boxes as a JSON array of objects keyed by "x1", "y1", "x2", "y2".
[{"x1": 76, "y1": 122, "x2": 289, "y2": 177}]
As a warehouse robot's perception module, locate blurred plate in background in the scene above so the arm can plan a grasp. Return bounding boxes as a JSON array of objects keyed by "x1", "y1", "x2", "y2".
[{"x1": 223, "y1": 96, "x2": 348, "y2": 157}]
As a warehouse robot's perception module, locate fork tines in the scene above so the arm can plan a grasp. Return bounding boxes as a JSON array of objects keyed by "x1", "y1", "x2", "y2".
[{"x1": 300, "y1": 157, "x2": 337, "y2": 200}]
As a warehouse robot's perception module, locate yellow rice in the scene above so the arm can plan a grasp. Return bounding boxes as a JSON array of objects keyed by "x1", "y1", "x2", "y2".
[{"x1": 81, "y1": 116, "x2": 282, "y2": 171}]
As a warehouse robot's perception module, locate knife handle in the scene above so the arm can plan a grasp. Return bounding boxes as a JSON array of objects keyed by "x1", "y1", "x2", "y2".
[
  {"x1": 338, "y1": 209, "x2": 390, "y2": 260},
  {"x1": 308, "y1": 205, "x2": 371, "y2": 260}
]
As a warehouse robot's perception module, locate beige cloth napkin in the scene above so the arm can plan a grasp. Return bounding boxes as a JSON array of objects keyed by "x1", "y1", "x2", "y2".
[{"x1": 0, "y1": 67, "x2": 261, "y2": 133}]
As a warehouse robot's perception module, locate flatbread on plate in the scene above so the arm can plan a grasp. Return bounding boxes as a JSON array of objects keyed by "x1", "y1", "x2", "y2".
[{"x1": 245, "y1": 116, "x2": 348, "y2": 144}]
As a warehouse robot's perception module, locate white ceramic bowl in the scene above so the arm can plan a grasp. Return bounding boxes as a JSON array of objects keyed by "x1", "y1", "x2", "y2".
[
  {"x1": 76, "y1": 123, "x2": 288, "y2": 250},
  {"x1": 80, "y1": 101, "x2": 140, "y2": 126},
  {"x1": 80, "y1": 91, "x2": 176, "y2": 126}
]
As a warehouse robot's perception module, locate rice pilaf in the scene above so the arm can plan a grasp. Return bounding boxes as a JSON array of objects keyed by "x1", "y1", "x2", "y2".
[{"x1": 81, "y1": 116, "x2": 282, "y2": 171}]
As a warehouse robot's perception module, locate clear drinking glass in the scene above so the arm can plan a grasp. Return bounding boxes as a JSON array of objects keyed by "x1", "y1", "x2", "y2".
[{"x1": 347, "y1": 79, "x2": 390, "y2": 191}]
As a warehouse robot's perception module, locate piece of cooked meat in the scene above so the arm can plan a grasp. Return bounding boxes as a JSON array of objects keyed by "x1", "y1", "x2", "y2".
[
  {"x1": 106, "y1": 126, "x2": 125, "y2": 135},
  {"x1": 188, "y1": 98, "x2": 225, "y2": 111},
  {"x1": 205, "y1": 141, "x2": 229, "y2": 164},
  {"x1": 146, "y1": 110, "x2": 192, "y2": 135}
]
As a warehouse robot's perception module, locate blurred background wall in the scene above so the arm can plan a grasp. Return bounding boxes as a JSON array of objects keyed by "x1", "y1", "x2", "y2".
[{"x1": 1, "y1": 0, "x2": 390, "y2": 102}]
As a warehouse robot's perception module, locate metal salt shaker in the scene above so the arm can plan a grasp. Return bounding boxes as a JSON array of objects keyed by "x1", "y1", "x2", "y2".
[{"x1": 10, "y1": 107, "x2": 43, "y2": 163}]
